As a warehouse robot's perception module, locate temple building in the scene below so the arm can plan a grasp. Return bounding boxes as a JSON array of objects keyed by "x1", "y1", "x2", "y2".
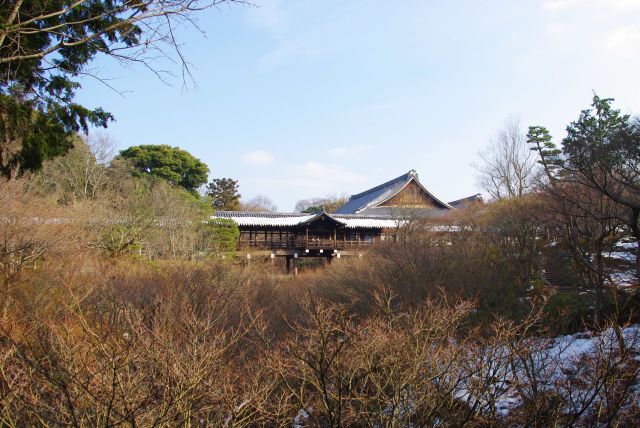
[
  {"x1": 335, "y1": 169, "x2": 454, "y2": 215},
  {"x1": 212, "y1": 170, "x2": 480, "y2": 269}
]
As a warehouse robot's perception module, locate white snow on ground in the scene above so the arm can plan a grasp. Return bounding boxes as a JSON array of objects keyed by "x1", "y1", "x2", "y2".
[
  {"x1": 606, "y1": 251, "x2": 636, "y2": 262},
  {"x1": 616, "y1": 242, "x2": 638, "y2": 250},
  {"x1": 603, "y1": 248, "x2": 638, "y2": 288},
  {"x1": 609, "y1": 270, "x2": 638, "y2": 288},
  {"x1": 293, "y1": 408, "x2": 310, "y2": 428},
  {"x1": 614, "y1": 237, "x2": 638, "y2": 251},
  {"x1": 456, "y1": 325, "x2": 640, "y2": 416}
]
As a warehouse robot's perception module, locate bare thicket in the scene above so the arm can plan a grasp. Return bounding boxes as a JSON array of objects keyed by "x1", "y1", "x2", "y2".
[
  {"x1": 1, "y1": 0, "x2": 248, "y2": 86},
  {"x1": 26, "y1": 132, "x2": 117, "y2": 203},
  {"x1": 481, "y1": 195, "x2": 551, "y2": 287},
  {"x1": 294, "y1": 195, "x2": 349, "y2": 213},
  {"x1": 545, "y1": 181, "x2": 624, "y2": 321},
  {"x1": 475, "y1": 116, "x2": 539, "y2": 200},
  {"x1": 0, "y1": 130, "x2": 637, "y2": 425},
  {"x1": 240, "y1": 195, "x2": 278, "y2": 212},
  {"x1": 0, "y1": 180, "x2": 80, "y2": 316},
  {"x1": 0, "y1": 221, "x2": 638, "y2": 425}
]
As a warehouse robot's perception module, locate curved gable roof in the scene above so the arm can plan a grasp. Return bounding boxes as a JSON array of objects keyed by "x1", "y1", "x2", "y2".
[
  {"x1": 213, "y1": 211, "x2": 400, "y2": 229},
  {"x1": 335, "y1": 170, "x2": 453, "y2": 214},
  {"x1": 298, "y1": 211, "x2": 347, "y2": 227}
]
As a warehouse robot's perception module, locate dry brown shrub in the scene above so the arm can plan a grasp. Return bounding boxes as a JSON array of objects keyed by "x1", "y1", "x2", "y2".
[
  {"x1": 0, "y1": 180, "x2": 92, "y2": 317},
  {"x1": 259, "y1": 296, "x2": 479, "y2": 426},
  {"x1": 1, "y1": 177, "x2": 639, "y2": 426}
]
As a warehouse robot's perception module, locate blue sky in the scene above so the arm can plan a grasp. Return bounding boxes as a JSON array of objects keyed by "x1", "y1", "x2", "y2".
[{"x1": 76, "y1": 0, "x2": 640, "y2": 211}]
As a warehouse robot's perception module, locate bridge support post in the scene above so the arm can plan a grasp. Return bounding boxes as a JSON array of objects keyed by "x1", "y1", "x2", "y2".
[{"x1": 285, "y1": 255, "x2": 298, "y2": 276}]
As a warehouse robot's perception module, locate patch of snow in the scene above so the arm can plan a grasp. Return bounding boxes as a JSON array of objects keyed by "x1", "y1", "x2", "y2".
[
  {"x1": 616, "y1": 242, "x2": 638, "y2": 250},
  {"x1": 293, "y1": 408, "x2": 309, "y2": 428},
  {"x1": 606, "y1": 251, "x2": 636, "y2": 262},
  {"x1": 608, "y1": 270, "x2": 638, "y2": 288},
  {"x1": 336, "y1": 217, "x2": 402, "y2": 229},
  {"x1": 614, "y1": 237, "x2": 638, "y2": 250},
  {"x1": 212, "y1": 212, "x2": 404, "y2": 229},
  {"x1": 457, "y1": 325, "x2": 640, "y2": 417}
]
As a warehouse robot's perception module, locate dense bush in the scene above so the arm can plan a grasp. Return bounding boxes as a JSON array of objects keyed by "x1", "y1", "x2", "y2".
[
  {"x1": 1, "y1": 142, "x2": 639, "y2": 425},
  {"x1": 1, "y1": 254, "x2": 639, "y2": 426}
]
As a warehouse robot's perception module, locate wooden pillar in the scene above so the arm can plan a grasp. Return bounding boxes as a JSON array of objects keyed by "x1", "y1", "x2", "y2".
[{"x1": 287, "y1": 255, "x2": 298, "y2": 276}]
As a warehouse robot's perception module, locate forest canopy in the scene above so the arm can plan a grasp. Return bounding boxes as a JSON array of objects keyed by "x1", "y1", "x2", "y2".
[
  {"x1": 118, "y1": 144, "x2": 210, "y2": 192},
  {"x1": 0, "y1": 0, "x2": 240, "y2": 178}
]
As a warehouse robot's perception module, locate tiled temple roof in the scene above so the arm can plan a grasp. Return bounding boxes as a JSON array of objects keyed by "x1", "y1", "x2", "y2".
[
  {"x1": 213, "y1": 211, "x2": 401, "y2": 229},
  {"x1": 448, "y1": 193, "x2": 483, "y2": 208},
  {"x1": 213, "y1": 170, "x2": 479, "y2": 229},
  {"x1": 334, "y1": 170, "x2": 454, "y2": 214}
]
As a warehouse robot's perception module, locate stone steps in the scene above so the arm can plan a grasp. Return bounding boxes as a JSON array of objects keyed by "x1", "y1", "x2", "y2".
[{"x1": 541, "y1": 251, "x2": 579, "y2": 293}]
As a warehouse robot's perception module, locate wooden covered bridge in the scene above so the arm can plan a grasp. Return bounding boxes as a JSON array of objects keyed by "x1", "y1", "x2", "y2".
[{"x1": 212, "y1": 170, "x2": 481, "y2": 272}]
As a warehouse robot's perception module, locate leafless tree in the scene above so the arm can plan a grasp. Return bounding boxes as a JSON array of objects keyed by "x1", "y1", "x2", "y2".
[
  {"x1": 480, "y1": 195, "x2": 550, "y2": 287},
  {"x1": 86, "y1": 131, "x2": 117, "y2": 166},
  {"x1": 30, "y1": 132, "x2": 117, "y2": 202},
  {"x1": 294, "y1": 195, "x2": 348, "y2": 213},
  {"x1": 240, "y1": 195, "x2": 278, "y2": 212},
  {"x1": 0, "y1": 0, "x2": 249, "y2": 86},
  {"x1": 475, "y1": 116, "x2": 539, "y2": 200},
  {"x1": 0, "y1": 180, "x2": 80, "y2": 317},
  {"x1": 544, "y1": 181, "x2": 623, "y2": 324}
]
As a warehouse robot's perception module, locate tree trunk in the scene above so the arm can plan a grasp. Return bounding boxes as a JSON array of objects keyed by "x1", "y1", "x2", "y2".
[
  {"x1": 595, "y1": 250, "x2": 604, "y2": 328},
  {"x1": 629, "y1": 210, "x2": 640, "y2": 283}
]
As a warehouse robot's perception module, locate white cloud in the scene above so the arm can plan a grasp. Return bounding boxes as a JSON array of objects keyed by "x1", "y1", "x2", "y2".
[
  {"x1": 245, "y1": 0, "x2": 285, "y2": 32},
  {"x1": 259, "y1": 39, "x2": 310, "y2": 70},
  {"x1": 241, "y1": 150, "x2": 274, "y2": 166},
  {"x1": 545, "y1": 22, "x2": 568, "y2": 34},
  {"x1": 602, "y1": 0, "x2": 640, "y2": 10},
  {"x1": 328, "y1": 145, "x2": 369, "y2": 157},
  {"x1": 606, "y1": 24, "x2": 640, "y2": 58},
  {"x1": 292, "y1": 161, "x2": 366, "y2": 184},
  {"x1": 244, "y1": 162, "x2": 366, "y2": 209},
  {"x1": 542, "y1": 0, "x2": 582, "y2": 10},
  {"x1": 247, "y1": 1, "x2": 359, "y2": 70},
  {"x1": 543, "y1": 0, "x2": 640, "y2": 11}
]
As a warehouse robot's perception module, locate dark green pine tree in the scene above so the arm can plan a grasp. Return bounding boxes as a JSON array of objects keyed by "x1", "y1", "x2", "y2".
[
  {"x1": 118, "y1": 145, "x2": 210, "y2": 193},
  {"x1": 1, "y1": 0, "x2": 240, "y2": 178},
  {"x1": 527, "y1": 126, "x2": 562, "y2": 180},
  {"x1": 206, "y1": 178, "x2": 241, "y2": 210}
]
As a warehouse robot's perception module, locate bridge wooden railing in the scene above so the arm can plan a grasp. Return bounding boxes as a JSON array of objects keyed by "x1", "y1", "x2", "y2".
[{"x1": 238, "y1": 238, "x2": 375, "y2": 250}]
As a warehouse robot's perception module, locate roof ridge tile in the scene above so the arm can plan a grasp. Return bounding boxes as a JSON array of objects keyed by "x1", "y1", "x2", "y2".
[{"x1": 349, "y1": 170, "x2": 413, "y2": 199}]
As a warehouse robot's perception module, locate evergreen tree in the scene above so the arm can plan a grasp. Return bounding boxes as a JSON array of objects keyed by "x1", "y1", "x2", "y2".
[
  {"x1": 528, "y1": 94, "x2": 640, "y2": 312},
  {"x1": 0, "y1": 0, "x2": 238, "y2": 177},
  {"x1": 118, "y1": 145, "x2": 209, "y2": 193},
  {"x1": 527, "y1": 125, "x2": 562, "y2": 180},
  {"x1": 206, "y1": 178, "x2": 241, "y2": 210},
  {"x1": 561, "y1": 95, "x2": 640, "y2": 279}
]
